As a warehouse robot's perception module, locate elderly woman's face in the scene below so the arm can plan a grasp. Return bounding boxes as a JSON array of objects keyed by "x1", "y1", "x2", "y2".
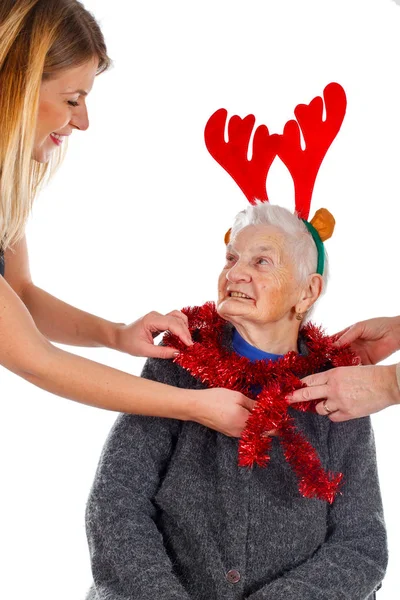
[{"x1": 217, "y1": 224, "x2": 302, "y2": 326}]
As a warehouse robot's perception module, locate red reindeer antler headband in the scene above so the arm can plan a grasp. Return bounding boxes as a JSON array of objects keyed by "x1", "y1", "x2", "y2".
[{"x1": 204, "y1": 82, "x2": 347, "y2": 274}]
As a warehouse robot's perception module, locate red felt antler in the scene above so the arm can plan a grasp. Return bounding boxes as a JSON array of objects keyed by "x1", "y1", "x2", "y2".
[
  {"x1": 204, "y1": 108, "x2": 280, "y2": 204},
  {"x1": 277, "y1": 82, "x2": 347, "y2": 219}
]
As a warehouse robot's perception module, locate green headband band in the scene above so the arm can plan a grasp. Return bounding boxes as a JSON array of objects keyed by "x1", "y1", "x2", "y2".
[{"x1": 302, "y1": 219, "x2": 325, "y2": 276}]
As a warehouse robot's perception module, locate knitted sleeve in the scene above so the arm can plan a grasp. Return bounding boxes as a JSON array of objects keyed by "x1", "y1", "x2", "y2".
[
  {"x1": 85, "y1": 357, "x2": 195, "y2": 600},
  {"x1": 246, "y1": 417, "x2": 388, "y2": 600}
]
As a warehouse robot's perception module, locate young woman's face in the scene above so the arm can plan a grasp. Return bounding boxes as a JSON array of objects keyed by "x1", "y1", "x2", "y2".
[{"x1": 33, "y1": 57, "x2": 98, "y2": 163}]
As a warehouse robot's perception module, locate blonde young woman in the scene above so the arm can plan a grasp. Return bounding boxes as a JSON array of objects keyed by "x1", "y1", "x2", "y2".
[{"x1": 0, "y1": 0, "x2": 254, "y2": 436}]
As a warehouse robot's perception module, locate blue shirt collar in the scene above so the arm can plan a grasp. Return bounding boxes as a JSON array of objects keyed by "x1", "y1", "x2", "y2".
[{"x1": 232, "y1": 328, "x2": 284, "y2": 363}]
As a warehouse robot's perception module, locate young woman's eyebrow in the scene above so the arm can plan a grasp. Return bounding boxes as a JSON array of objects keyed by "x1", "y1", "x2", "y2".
[{"x1": 61, "y1": 89, "x2": 88, "y2": 96}]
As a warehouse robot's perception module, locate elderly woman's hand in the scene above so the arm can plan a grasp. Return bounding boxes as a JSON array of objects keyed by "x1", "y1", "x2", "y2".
[{"x1": 115, "y1": 310, "x2": 193, "y2": 359}]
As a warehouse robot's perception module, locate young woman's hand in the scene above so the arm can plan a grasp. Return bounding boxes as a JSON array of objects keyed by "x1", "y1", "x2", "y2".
[
  {"x1": 115, "y1": 310, "x2": 193, "y2": 359},
  {"x1": 191, "y1": 388, "x2": 256, "y2": 437}
]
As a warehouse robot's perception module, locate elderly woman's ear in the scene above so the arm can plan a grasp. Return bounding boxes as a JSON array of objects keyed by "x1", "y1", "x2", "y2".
[{"x1": 295, "y1": 274, "x2": 323, "y2": 317}]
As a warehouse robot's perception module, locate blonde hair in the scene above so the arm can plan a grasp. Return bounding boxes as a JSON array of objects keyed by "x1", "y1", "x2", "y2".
[{"x1": 0, "y1": 0, "x2": 111, "y2": 251}]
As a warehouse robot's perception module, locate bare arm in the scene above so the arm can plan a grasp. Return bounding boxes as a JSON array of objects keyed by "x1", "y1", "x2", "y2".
[
  {"x1": 0, "y1": 271, "x2": 190, "y2": 416},
  {"x1": 0, "y1": 255, "x2": 254, "y2": 435},
  {"x1": 4, "y1": 237, "x2": 115, "y2": 347},
  {"x1": 4, "y1": 237, "x2": 193, "y2": 357}
]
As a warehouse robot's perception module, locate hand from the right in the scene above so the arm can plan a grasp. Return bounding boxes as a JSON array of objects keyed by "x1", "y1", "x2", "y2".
[
  {"x1": 287, "y1": 364, "x2": 400, "y2": 421},
  {"x1": 334, "y1": 316, "x2": 400, "y2": 365}
]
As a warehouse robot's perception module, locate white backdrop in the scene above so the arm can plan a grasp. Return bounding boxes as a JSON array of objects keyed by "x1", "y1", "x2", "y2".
[{"x1": 1, "y1": 0, "x2": 400, "y2": 598}]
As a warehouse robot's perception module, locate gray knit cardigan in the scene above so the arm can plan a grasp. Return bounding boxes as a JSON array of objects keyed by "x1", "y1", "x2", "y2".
[{"x1": 85, "y1": 326, "x2": 388, "y2": 600}]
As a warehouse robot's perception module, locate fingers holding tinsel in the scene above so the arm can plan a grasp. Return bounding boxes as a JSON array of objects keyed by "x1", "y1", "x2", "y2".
[{"x1": 286, "y1": 382, "x2": 320, "y2": 414}]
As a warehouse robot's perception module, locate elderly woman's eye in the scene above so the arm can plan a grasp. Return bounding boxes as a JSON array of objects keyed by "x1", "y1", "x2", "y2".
[
  {"x1": 257, "y1": 257, "x2": 272, "y2": 265},
  {"x1": 225, "y1": 255, "x2": 236, "y2": 266}
]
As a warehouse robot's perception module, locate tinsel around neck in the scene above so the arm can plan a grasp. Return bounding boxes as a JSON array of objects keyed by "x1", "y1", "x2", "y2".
[{"x1": 163, "y1": 302, "x2": 359, "y2": 503}]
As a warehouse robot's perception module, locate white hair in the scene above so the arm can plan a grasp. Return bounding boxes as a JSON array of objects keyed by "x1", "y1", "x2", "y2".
[{"x1": 230, "y1": 202, "x2": 329, "y2": 316}]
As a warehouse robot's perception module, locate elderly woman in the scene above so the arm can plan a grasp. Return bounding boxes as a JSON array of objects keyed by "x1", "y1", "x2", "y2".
[{"x1": 85, "y1": 203, "x2": 387, "y2": 600}]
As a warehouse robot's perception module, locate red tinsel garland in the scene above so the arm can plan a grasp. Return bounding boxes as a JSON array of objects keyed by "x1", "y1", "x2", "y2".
[{"x1": 163, "y1": 302, "x2": 360, "y2": 504}]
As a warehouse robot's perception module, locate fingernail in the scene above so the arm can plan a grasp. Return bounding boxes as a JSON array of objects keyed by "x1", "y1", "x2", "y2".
[
  {"x1": 174, "y1": 351, "x2": 180, "y2": 356},
  {"x1": 286, "y1": 394, "x2": 293, "y2": 402}
]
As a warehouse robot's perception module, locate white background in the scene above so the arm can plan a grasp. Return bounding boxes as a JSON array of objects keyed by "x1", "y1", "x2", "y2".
[{"x1": 1, "y1": 0, "x2": 400, "y2": 598}]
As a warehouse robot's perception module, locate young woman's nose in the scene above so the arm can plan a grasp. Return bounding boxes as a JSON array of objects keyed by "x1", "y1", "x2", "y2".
[{"x1": 70, "y1": 104, "x2": 89, "y2": 131}]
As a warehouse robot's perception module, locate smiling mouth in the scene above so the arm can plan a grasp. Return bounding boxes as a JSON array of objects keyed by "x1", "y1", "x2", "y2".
[
  {"x1": 49, "y1": 133, "x2": 65, "y2": 146},
  {"x1": 228, "y1": 291, "x2": 253, "y2": 300}
]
